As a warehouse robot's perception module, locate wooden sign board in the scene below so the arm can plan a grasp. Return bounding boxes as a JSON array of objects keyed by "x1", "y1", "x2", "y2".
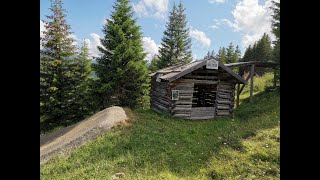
[
  {"x1": 206, "y1": 59, "x2": 218, "y2": 69},
  {"x1": 172, "y1": 90, "x2": 179, "y2": 100}
]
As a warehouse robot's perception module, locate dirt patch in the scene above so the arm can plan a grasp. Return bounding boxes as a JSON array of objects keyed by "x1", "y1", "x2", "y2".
[{"x1": 40, "y1": 106, "x2": 128, "y2": 164}]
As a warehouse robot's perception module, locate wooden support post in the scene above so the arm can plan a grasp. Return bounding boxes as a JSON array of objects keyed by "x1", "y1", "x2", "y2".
[
  {"x1": 250, "y1": 64, "x2": 255, "y2": 102},
  {"x1": 236, "y1": 83, "x2": 240, "y2": 107}
]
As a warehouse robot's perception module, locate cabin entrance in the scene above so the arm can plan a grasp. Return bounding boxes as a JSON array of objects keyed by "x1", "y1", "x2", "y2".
[{"x1": 191, "y1": 83, "x2": 217, "y2": 119}]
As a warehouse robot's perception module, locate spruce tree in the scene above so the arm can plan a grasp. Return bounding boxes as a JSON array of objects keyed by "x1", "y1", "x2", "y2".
[
  {"x1": 255, "y1": 33, "x2": 272, "y2": 62},
  {"x1": 93, "y1": 0, "x2": 150, "y2": 108},
  {"x1": 252, "y1": 42, "x2": 258, "y2": 61},
  {"x1": 271, "y1": 1, "x2": 280, "y2": 44},
  {"x1": 40, "y1": 0, "x2": 79, "y2": 123},
  {"x1": 210, "y1": 50, "x2": 215, "y2": 59},
  {"x1": 148, "y1": 55, "x2": 160, "y2": 72},
  {"x1": 70, "y1": 41, "x2": 93, "y2": 118},
  {"x1": 204, "y1": 51, "x2": 211, "y2": 59},
  {"x1": 226, "y1": 42, "x2": 235, "y2": 64},
  {"x1": 242, "y1": 45, "x2": 252, "y2": 62},
  {"x1": 204, "y1": 50, "x2": 215, "y2": 59},
  {"x1": 271, "y1": 0, "x2": 280, "y2": 85},
  {"x1": 240, "y1": 45, "x2": 253, "y2": 75},
  {"x1": 158, "y1": 1, "x2": 192, "y2": 69},
  {"x1": 252, "y1": 34, "x2": 272, "y2": 75},
  {"x1": 232, "y1": 45, "x2": 241, "y2": 73},
  {"x1": 234, "y1": 45, "x2": 241, "y2": 62},
  {"x1": 217, "y1": 47, "x2": 227, "y2": 64}
]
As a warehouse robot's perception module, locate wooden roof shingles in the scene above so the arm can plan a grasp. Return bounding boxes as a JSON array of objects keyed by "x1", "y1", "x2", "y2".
[{"x1": 150, "y1": 59, "x2": 247, "y2": 84}]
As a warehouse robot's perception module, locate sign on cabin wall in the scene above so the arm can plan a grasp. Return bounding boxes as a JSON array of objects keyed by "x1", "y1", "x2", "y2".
[
  {"x1": 206, "y1": 59, "x2": 218, "y2": 69},
  {"x1": 172, "y1": 90, "x2": 179, "y2": 100}
]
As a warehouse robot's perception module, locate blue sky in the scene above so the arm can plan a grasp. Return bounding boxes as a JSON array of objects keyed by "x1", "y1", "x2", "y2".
[{"x1": 40, "y1": 0, "x2": 276, "y2": 61}]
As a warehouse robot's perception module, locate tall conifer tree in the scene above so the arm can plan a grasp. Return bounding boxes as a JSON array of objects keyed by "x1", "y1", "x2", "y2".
[
  {"x1": 226, "y1": 42, "x2": 235, "y2": 64},
  {"x1": 93, "y1": 0, "x2": 150, "y2": 108},
  {"x1": 158, "y1": 1, "x2": 192, "y2": 69},
  {"x1": 271, "y1": 0, "x2": 280, "y2": 85},
  {"x1": 217, "y1": 47, "x2": 227, "y2": 64},
  {"x1": 40, "y1": 0, "x2": 81, "y2": 122}
]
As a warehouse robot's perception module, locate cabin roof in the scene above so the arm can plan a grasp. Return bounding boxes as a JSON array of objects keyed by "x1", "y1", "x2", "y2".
[{"x1": 150, "y1": 59, "x2": 247, "y2": 84}]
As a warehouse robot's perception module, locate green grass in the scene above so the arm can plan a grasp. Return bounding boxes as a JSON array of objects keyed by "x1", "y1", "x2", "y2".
[
  {"x1": 238, "y1": 72, "x2": 274, "y2": 105},
  {"x1": 40, "y1": 74, "x2": 280, "y2": 179}
]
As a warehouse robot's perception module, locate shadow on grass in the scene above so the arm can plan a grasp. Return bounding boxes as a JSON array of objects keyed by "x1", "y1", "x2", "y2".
[{"x1": 41, "y1": 89, "x2": 280, "y2": 179}]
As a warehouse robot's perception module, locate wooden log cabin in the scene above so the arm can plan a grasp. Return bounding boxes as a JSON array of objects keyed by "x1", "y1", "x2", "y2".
[{"x1": 150, "y1": 58, "x2": 247, "y2": 120}]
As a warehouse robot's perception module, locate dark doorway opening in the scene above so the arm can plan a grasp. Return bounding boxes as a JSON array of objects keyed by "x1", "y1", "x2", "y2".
[{"x1": 192, "y1": 84, "x2": 217, "y2": 107}]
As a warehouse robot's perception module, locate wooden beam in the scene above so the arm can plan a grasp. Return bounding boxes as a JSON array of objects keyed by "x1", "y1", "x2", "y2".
[
  {"x1": 175, "y1": 79, "x2": 219, "y2": 85},
  {"x1": 238, "y1": 70, "x2": 252, "y2": 94},
  {"x1": 183, "y1": 75, "x2": 218, "y2": 80},
  {"x1": 250, "y1": 64, "x2": 255, "y2": 102},
  {"x1": 219, "y1": 63, "x2": 247, "y2": 85},
  {"x1": 225, "y1": 61, "x2": 279, "y2": 68}
]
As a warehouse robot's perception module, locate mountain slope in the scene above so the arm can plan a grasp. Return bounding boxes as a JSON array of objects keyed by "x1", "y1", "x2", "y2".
[{"x1": 40, "y1": 73, "x2": 280, "y2": 179}]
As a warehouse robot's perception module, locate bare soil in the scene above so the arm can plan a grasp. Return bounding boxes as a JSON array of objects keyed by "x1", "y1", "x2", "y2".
[{"x1": 40, "y1": 106, "x2": 128, "y2": 164}]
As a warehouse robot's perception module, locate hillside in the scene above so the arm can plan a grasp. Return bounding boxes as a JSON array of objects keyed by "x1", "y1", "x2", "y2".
[{"x1": 40, "y1": 73, "x2": 280, "y2": 179}]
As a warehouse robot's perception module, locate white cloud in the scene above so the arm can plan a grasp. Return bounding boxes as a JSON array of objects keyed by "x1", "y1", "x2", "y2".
[
  {"x1": 132, "y1": 1, "x2": 148, "y2": 16},
  {"x1": 221, "y1": 19, "x2": 234, "y2": 28},
  {"x1": 192, "y1": 54, "x2": 198, "y2": 61},
  {"x1": 40, "y1": 20, "x2": 45, "y2": 38},
  {"x1": 132, "y1": 0, "x2": 169, "y2": 19},
  {"x1": 242, "y1": 34, "x2": 262, "y2": 48},
  {"x1": 40, "y1": 20, "x2": 46, "y2": 49},
  {"x1": 84, "y1": 33, "x2": 103, "y2": 57},
  {"x1": 68, "y1": 34, "x2": 79, "y2": 46},
  {"x1": 225, "y1": 0, "x2": 276, "y2": 47},
  {"x1": 209, "y1": 25, "x2": 219, "y2": 30},
  {"x1": 213, "y1": 19, "x2": 221, "y2": 25},
  {"x1": 142, "y1": 37, "x2": 159, "y2": 61},
  {"x1": 189, "y1": 29, "x2": 211, "y2": 48},
  {"x1": 208, "y1": 0, "x2": 226, "y2": 4}
]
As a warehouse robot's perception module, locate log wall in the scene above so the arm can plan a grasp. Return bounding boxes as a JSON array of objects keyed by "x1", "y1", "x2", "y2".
[
  {"x1": 150, "y1": 66, "x2": 237, "y2": 119},
  {"x1": 169, "y1": 79, "x2": 194, "y2": 118},
  {"x1": 215, "y1": 69, "x2": 236, "y2": 117},
  {"x1": 150, "y1": 76, "x2": 171, "y2": 114}
]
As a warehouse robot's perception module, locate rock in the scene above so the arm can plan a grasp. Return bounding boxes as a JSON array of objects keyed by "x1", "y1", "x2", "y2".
[{"x1": 111, "y1": 173, "x2": 125, "y2": 179}]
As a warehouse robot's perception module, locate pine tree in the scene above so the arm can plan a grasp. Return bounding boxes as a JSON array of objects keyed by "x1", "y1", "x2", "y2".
[
  {"x1": 230, "y1": 45, "x2": 241, "y2": 64},
  {"x1": 40, "y1": 0, "x2": 79, "y2": 122},
  {"x1": 148, "y1": 55, "x2": 160, "y2": 72},
  {"x1": 271, "y1": 1, "x2": 280, "y2": 43},
  {"x1": 204, "y1": 50, "x2": 215, "y2": 60},
  {"x1": 252, "y1": 34, "x2": 272, "y2": 75},
  {"x1": 158, "y1": 1, "x2": 192, "y2": 69},
  {"x1": 252, "y1": 42, "x2": 258, "y2": 61},
  {"x1": 204, "y1": 51, "x2": 211, "y2": 59},
  {"x1": 210, "y1": 50, "x2": 215, "y2": 59},
  {"x1": 70, "y1": 41, "x2": 94, "y2": 118},
  {"x1": 271, "y1": 0, "x2": 280, "y2": 85},
  {"x1": 217, "y1": 47, "x2": 227, "y2": 64},
  {"x1": 242, "y1": 45, "x2": 252, "y2": 62},
  {"x1": 93, "y1": 0, "x2": 150, "y2": 108},
  {"x1": 255, "y1": 33, "x2": 272, "y2": 62},
  {"x1": 226, "y1": 42, "x2": 235, "y2": 64},
  {"x1": 232, "y1": 45, "x2": 241, "y2": 73},
  {"x1": 240, "y1": 45, "x2": 253, "y2": 75},
  {"x1": 216, "y1": 48, "x2": 221, "y2": 61}
]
